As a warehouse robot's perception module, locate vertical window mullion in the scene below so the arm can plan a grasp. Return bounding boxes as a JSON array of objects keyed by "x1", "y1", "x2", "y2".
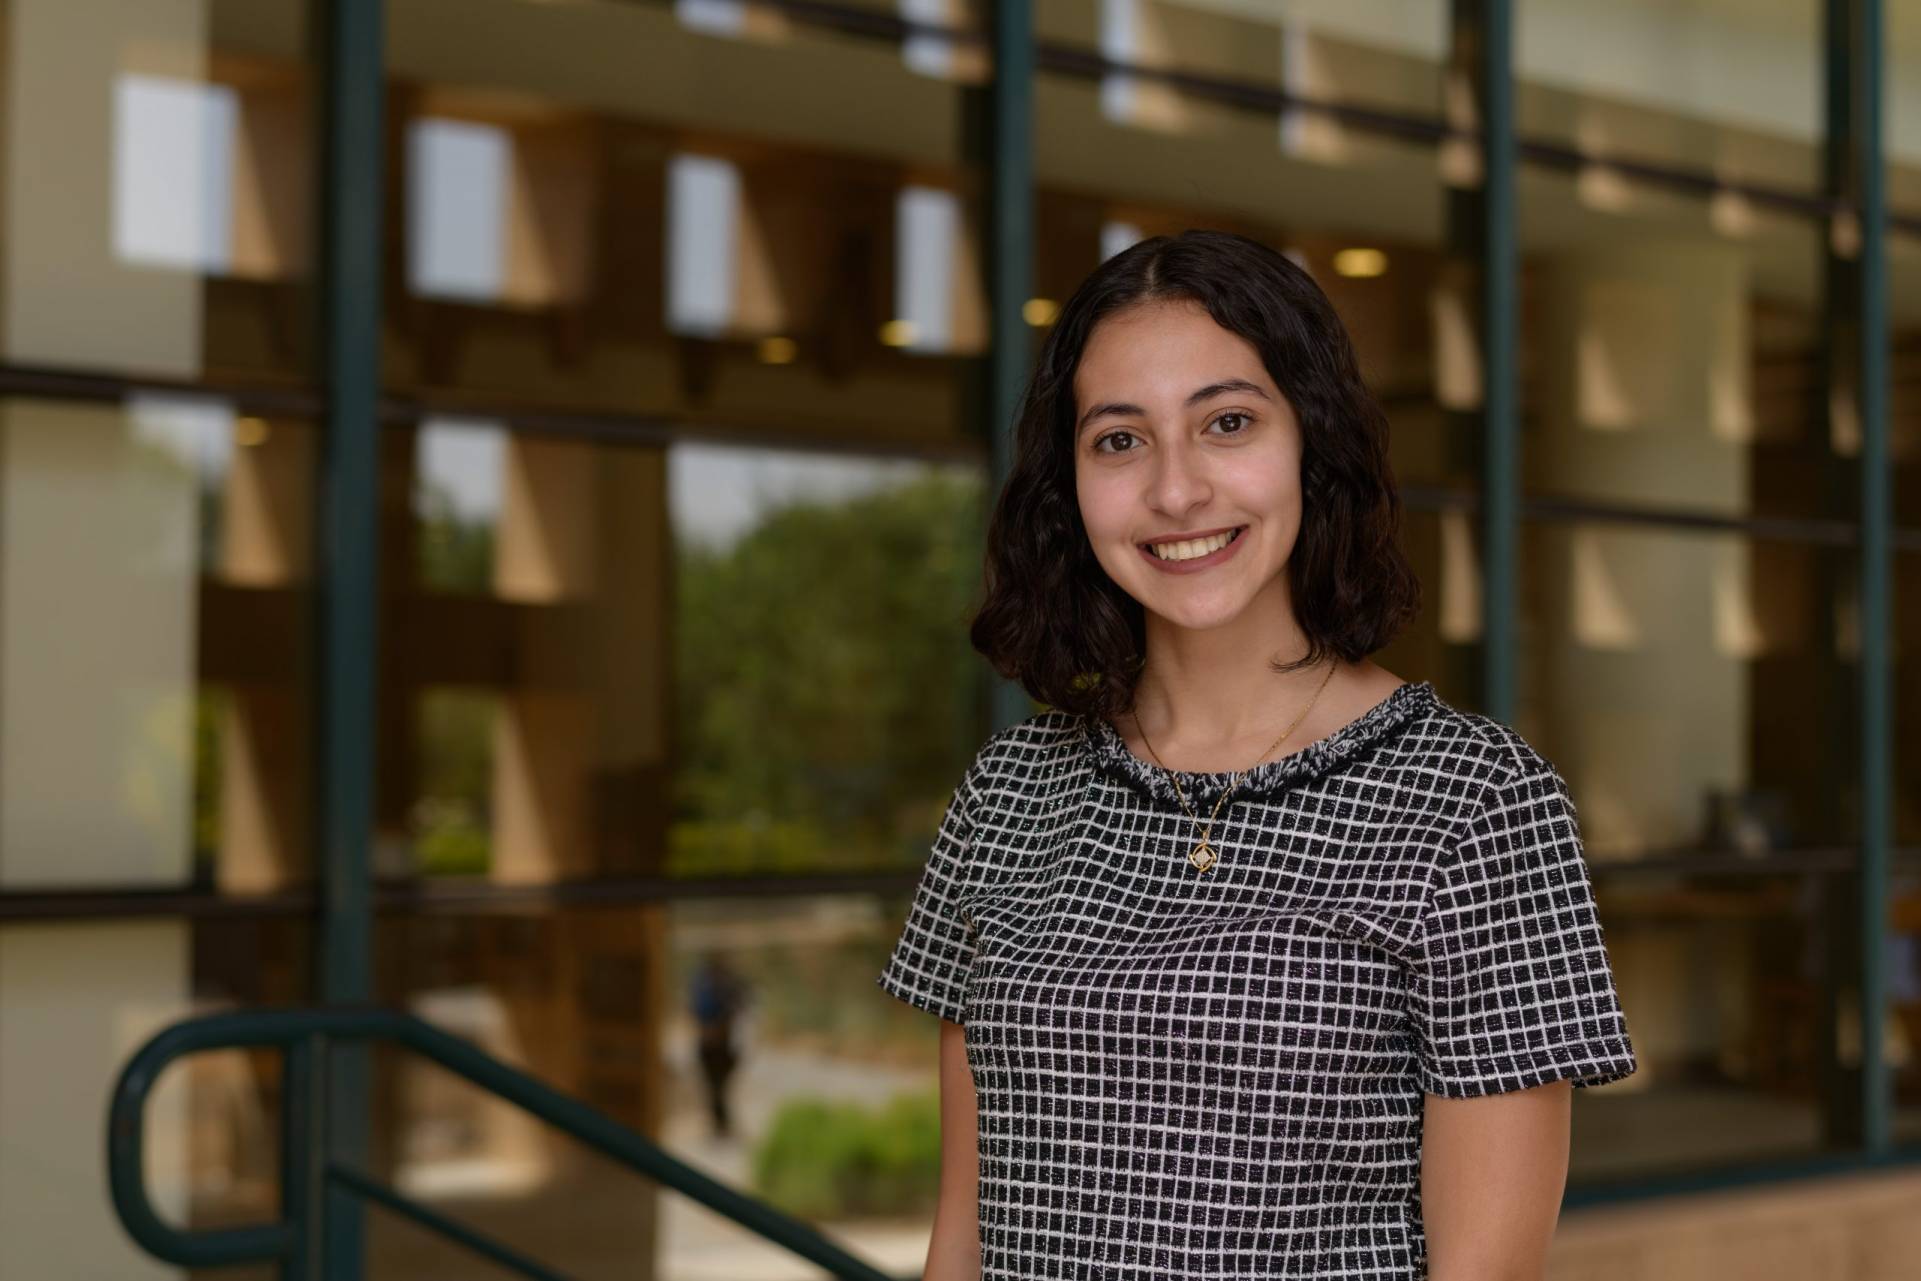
[
  {"x1": 311, "y1": 0, "x2": 387, "y2": 1272},
  {"x1": 1848, "y1": 0, "x2": 1893, "y2": 1156},
  {"x1": 986, "y1": 0, "x2": 1035, "y2": 733}
]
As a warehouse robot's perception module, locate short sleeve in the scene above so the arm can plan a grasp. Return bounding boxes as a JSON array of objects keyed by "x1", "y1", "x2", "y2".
[
  {"x1": 1407, "y1": 764, "x2": 1638, "y2": 1098},
  {"x1": 876, "y1": 764, "x2": 980, "y2": 1025}
]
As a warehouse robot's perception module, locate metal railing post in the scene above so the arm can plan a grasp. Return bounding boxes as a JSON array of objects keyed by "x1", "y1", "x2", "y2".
[{"x1": 281, "y1": 1033, "x2": 328, "y2": 1281}]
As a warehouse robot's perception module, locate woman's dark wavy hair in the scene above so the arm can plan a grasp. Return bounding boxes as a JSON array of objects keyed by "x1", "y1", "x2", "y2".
[{"x1": 969, "y1": 228, "x2": 1421, "y2": 720}]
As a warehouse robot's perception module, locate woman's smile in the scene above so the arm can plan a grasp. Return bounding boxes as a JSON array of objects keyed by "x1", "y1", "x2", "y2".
[{"x1": 1137, "y1": 525, "x2": 1248, "y2": 574}]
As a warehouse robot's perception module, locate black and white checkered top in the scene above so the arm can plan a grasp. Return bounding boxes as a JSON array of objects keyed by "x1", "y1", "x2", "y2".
[{"x1": 877, "y1": 679, "x2": 1636, "y2": 1279}]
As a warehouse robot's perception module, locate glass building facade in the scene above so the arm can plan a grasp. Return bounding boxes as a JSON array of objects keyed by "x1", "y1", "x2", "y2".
[{"x1": 1, "y1": 1, "x2": 1919, "y2": 1277}]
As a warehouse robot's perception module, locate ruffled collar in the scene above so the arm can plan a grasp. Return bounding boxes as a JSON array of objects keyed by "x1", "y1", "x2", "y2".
[{"x1": 1080, "y1": 680, "x2": 1436, "y2": 805}]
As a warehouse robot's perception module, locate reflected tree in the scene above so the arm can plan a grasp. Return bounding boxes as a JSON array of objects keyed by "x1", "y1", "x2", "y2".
[{"x1": 674, "y1": 469, "x2": 985, "y2": 871}]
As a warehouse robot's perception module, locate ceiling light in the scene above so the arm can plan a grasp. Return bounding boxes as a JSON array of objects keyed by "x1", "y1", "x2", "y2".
[{"x1": 1332, "y1": 248, "x2": 1387, "y2": 278}]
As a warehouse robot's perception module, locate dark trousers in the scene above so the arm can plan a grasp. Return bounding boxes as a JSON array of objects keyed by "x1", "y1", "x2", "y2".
[{"x1": 696, "y1": 1032, "x2": 737, "y2": 1136}]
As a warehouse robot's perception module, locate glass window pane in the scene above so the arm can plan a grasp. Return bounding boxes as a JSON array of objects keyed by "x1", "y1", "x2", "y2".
[
  {"x1": 1517, "y1": 0, "x2": 1822, "y2": 194},
  {"x1": 0, "y1": 914, "x2": 312, "y2": 1274},
  {"x1": 374, "y1": 6, "x2": 1003, "y2": 1263},
  {"x1": 0, "y1": 8, "x2": 319, "y2": 1274},
  {"x1": 1574, "y1": 870, "x2": 1837, "y2": 1177},
  {"x1": 2, "y1": 0, "x2": 316, "y2": 383},
  {"x1": 662, "y1": 892, "x2": 947, "y2": 1263},
  {"x1": 386, "y1": 425, "x2": 988, "y2": 886},
  {"x1": 671, "y1": 442, "x2": 986, "y2": 877},
  {"x1": 1513, "y1": 3, "x2": 1855, "y2": 523},
  {"x1": 372, "y1": 895, "x2": 945, "y2": 1275},
  {"x1": 1896, "y1": 548, "x2": 1921, "y2": 1145},
  {"x1": 1519, "y1": 162, "x2": 1838, "y2": 521},
  {"x1": 1522, "y1": 521, "x2": 1857, "y2": 857},
  {"x1": 1521, "y1": 518, "x2": 1856, "y2": 1174},
  {"x1": 1898, "y1": 857, "x2": 1921, "y2": 1144},
  {"x1": 384, "y1": 424, "x2": 674, "y2": 883},
  {"x1": 1879, "y1": 0, "x2": 1917, "y2": 539},
  {"x1": 1887, "y1": 0, "x2": 1921, "y2": 1161},
  {"x1": 0, "y1": 383, "x2": 320, "y2": 1271},
  {"x1": 384, "y1": 0, "x2": 985, "y2": 445},
  {"x1": 0, "y1": 396, "x2": 316, "y2": 894}
]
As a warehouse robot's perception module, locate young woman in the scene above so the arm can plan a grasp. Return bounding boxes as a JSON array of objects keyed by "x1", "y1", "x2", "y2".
[{"x1": 877, "y1": 229, "x2": 1636, "y2": 1280}]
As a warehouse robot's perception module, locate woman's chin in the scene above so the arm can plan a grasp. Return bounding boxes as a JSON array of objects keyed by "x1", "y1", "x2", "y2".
[{"x1": 1138, "y1": 593, "x2": 1248, "y2": 633}]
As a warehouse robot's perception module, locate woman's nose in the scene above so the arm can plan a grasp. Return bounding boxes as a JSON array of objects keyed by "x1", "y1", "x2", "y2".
[{"x1": 1149, "y1": 436, "x2": 1211, "y2": 512}]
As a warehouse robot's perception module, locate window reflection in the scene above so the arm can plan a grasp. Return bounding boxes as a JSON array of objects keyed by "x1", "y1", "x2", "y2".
[
  {"x1": 660, "y1": 892, "x2": 948, "y2": 1244},
  {"x1": 1896, "y1": 875, "x2": 1921, "y2": 1142},
  {"x1": 113, "y1": 76, "x2": 240, "y2": 274},
  {"x1": 1564, "y1": 884, "x2": 1827, "y2": 1178},
  {"x1": 665, "y1": 153, "x2": 743, "y2": 339},
  {"x1": 407, "y1": 119, "x2": 512, "y2": 303},
  {"x1": 0, "y1": 395, "x2": 313, "y2": 892},
  {"x1": 380, "y1": 1, "x2": 983, "y2": 445},
  {"x1": 893, "y1": 185, "x2": 974, "y2": 354},
  {"x1": 669, "y1": 442, "x2": 984, "y2": 876},
  {"x1": 415, "y1": 416, "x2": 506, "y2": 595},
  {"x1": 14, "y1": 11, "x2": 315, "y2": 380},
  {"x1": 1523, "y1": 522, "x2": 1852, "y2": 859},
  {"x1": 377, "y1": 894, "x2": 948, "y2": 1273},
  {"x1": 396, "y1": 430, "x2": 986, "y2": 886},
  {"x1": 391, "y1": 427, "x2": 670, "y2": 884}
]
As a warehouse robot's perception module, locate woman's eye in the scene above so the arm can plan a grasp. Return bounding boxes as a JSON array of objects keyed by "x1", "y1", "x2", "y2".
[{"x1": 1094, "y1": 414, "x2": 1249, "y2": 454}]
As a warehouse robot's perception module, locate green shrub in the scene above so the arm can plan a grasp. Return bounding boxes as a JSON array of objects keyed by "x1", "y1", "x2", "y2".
[
  {"x1": 666, "y1": 817, "x2": 838, "y2": 877},
  {"x1": 750, "y1": 1090, "x2": 942, "y2": 1220}
]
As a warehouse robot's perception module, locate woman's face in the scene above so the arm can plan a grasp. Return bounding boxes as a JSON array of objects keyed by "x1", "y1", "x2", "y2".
[{"x1": 1072, "y1": 298, "x2": 1304, "y2": 634}]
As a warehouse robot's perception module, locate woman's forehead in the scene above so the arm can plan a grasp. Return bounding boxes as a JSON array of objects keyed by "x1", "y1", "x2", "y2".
[{"x1": 1076, "y1": 305, "x2": 1272, "y2": 398}]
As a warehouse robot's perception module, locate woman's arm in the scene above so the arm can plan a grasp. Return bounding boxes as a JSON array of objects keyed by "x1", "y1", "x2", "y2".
[
  {"x1": 921, "y1": 1018, "x2": 981, "y2": 1280},
  {"x1": 1420, "y1": 1079, "x2": 1572, "y2": 1281}
]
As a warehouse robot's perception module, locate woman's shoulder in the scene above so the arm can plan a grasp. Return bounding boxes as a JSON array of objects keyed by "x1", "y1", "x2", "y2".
[
  {"x1": 1393, "y1": 687, "x2": 1574, "y2": 836},
  {"x1": 960, "y1": 708, "x2": 1089, "y2": 798},
  {"x1": 1401, "y1": 688, "x2": 1559, "y2": 784}
]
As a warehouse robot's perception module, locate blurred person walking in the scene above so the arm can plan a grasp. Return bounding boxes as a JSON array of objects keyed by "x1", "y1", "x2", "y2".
[{"x1": 689, "y1": 952, "x2": 749, "y2": 1139}]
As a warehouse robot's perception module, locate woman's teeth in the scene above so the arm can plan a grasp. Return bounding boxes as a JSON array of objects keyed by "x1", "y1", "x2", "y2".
[{"x1": 1147, "y1": 528, "x2": 1241, "y2": 561}]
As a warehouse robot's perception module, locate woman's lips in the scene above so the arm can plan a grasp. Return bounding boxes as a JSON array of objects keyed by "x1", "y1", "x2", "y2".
[{"x1": 1137, "y1": 526, "x2": 1247, "y2": 574}]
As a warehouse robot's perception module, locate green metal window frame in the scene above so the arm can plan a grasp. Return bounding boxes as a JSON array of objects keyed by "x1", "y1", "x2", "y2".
[
  {"x1": 311, "y1": 0, "x2": 385, "y2": 1271},
  {"x1": 1831, "y1": 0, "x2": 1893, "y2": 1160},
  {"x1": 1, "y1": 0, "x2": 1894, "y2": 1251},
  {"x1": 250, "y1": 0, "x2": 1921, "y2": 1226}
]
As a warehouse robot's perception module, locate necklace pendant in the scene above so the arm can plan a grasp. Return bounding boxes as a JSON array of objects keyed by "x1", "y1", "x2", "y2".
[{"x1": 1188, "y1": 840, "x2": 1217, "y2": 873}]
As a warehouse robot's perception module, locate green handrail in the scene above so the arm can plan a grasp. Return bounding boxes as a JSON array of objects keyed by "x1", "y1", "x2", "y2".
[{"x1": 107, "y1": 1005, "x2": 902, "y2": 1281}]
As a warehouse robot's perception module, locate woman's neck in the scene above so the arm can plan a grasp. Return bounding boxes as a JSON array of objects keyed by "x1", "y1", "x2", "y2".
[{"x1": 1122, "y1": 605, "x2": 1402, "y2": 773}]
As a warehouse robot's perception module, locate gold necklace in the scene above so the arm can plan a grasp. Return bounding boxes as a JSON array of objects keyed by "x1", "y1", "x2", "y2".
[{"x1": 1132, "y1": 659, "x2": 1338, "y2": 873}]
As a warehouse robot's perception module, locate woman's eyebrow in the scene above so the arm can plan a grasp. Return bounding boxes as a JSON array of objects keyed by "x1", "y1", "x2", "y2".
[{"x1": 1076, "y1": 378, "x2": 1271, "y2": 433}]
